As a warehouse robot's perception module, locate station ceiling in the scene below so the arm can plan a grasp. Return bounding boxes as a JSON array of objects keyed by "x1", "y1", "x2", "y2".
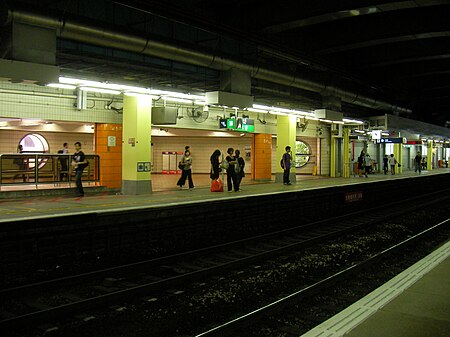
[{"x1": 3, "y1": 0, "x2": 450, "y2": 128}]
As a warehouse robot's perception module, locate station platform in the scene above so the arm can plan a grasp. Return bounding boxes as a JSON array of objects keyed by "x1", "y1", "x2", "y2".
[
  {"x1": 0, "y1": 169, "x2": 449, "y2": 223},
  {"x1": 301, "y1": 240, "x2": 450, "y2": 337}
]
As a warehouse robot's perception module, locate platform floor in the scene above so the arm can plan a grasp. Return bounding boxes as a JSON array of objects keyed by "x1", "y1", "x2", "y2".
[
  {"x1": 301, "y1": 240, "x2": 450, "y2": 337},
  {"x1": 0, "y1": 169, "x2": 448, "y2": 223}
]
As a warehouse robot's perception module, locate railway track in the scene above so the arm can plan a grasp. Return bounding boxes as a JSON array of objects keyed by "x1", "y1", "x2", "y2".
[
  {"x1": 1, "y1": 191, "x2": 448, "y2": 334},
  {"x1": 195, "y1": 218, "x2": 449, "y2": 336}
]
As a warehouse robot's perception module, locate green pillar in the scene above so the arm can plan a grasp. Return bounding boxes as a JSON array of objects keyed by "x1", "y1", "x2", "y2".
[
  {"x1": 427, "y1": 140, "x2": 433, "y2": 171},
  {"x1": 122, "y1": 95, "x2": 152, "y2": 194},
  {"x1": 276, "y1": 115, "x2": 297, "y2": 183},
  {"x1": 343, "y1": 128, "x2": 350, "y2": 178}
]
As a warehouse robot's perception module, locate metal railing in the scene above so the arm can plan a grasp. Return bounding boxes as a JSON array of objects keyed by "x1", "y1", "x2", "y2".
[{"x1": 0, "y1": 153, "x2": 100, "y2": 190}]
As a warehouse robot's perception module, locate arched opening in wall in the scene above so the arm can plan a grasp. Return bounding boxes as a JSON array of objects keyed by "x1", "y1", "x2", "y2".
[
  {"x1": 19, "y1": 133, "x2": 50, "y2": 169},
  {"x1": 295, "y1": 140, "x2": 311, "y2": 168}
]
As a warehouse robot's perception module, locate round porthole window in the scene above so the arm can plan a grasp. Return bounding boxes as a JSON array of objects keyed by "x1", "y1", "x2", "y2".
[
  {"x1": 294, "y1": 140, "x2": 311, "y2": 168},
  {"x1": 18, "y1": 133, "x2": 50, "y2": 169}
]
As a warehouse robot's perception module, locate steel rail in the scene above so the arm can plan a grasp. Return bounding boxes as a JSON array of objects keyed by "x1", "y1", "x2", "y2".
[
  {"x1": 194, "y1": 218, "x2": 450, "y2": 336},
  {"x1": 0, "y1": 192, "x2": 448, "y2": 330}
]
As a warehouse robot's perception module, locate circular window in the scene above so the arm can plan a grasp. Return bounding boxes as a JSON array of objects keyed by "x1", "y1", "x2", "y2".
[
  {"x1": 18, "y1": 133, "x2": 50, "y2": 169},
  {"x1": 294, "y1": 140, "x2": 311, "y2": 168}
]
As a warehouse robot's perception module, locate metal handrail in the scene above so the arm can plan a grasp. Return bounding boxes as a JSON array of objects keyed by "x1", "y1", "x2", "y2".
[{"x1": 0, "y1": 153, "x2": 100, "y2": 190}]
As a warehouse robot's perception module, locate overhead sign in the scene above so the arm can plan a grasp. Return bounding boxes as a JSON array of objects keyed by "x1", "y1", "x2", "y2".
[
  {"x1": 376, "y1": 137, "x2": 403, "y2": 144},
  {"x1": 221, "y1": 117, "x2": 255, "y2": 132},
  {"x1": 370, "y1": 130, "x2": 381, "y2": 140}
]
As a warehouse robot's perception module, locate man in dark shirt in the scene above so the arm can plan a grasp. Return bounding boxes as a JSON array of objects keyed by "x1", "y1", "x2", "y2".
[
  {"x1": 414, "y1": 151, "x2": 422, "y2": 173},
  {"x1": 72, "y1": 142, "x2": 88, "y2": 197},
  {"x1": 282, "y1": 146, "x2": 292, "y2": 185}
]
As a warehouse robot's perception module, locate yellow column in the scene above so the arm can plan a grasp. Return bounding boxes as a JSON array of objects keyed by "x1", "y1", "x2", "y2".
[
  {"x1": 276, "y1": 115, "x2": 297, "y2": 183},
  {"x1": 393, "y1": 144, "x2": 401, "y2": 174},
  {"x1": 343, "y1": 128, "x2": 350, "y2": 178},
  {"x1": 122, "y1": 94, "x2": 152, "y2": 194},
  {"x1": 427, "y1": 140, "x2": 433, "y2": 171}
]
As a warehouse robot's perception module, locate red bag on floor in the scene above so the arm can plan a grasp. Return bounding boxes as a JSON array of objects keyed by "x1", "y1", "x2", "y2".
[{"x1": 210, "y1": 179, "x2": 224, "y2": 192}]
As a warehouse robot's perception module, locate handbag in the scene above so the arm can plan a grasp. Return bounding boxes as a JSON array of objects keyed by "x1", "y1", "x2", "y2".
[
  {"x1": 210, "y1": 179, "x2": 224, "y2": 192},
  {"x1": 178, "y1": 161, "x2": 184, "y2": 170}
]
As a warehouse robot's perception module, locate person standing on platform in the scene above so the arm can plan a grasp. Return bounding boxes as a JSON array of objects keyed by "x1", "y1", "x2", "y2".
[
  {"x1": 364, "y1": 152, "x2": 371, "y2": 177},
  {"x1": 57, "y1": 142, "x2": 69, "y2": 181},
  {"x1": 72, "y1": 141, "x2": 88, "y2": 197},
  {"x1": 357, "y1": 150, "x2": 365, "y2": 177},
  {"x1": 388, "y1": 154, "x2": 396, "y2": 175},
  {"x1": 235, "y1": 149, "x2": 245, "y2": 191},
  {"x1": 383, "y1": 154, "x2": 389, "y2": 175},
  {"x1": 13, "y1": 144, "x2": 27, "y2": 182},
  {"x1": 177, "y1": 149, "x2": 194, "y2": 190},
  {"x1": 414, "y1": 151, "x2": 422, "y2": 173},
  {"x1": 225, "y1": 147, "x2": 238, "y2": 192},
  {"x1": 210, "y1": 149, "x2": 221, "y2": 181},
  {"x1": 281, "y1": 146, "x2": 292, "y2": 185}
]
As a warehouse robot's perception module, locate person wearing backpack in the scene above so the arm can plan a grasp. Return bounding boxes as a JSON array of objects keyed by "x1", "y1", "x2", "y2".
[
  {"x1": 235, "y1": 149, "x2": 245, "y2": 191},
  {"x1": 281, "y1": 146, "x2": 292, "y2": 185},
  {"x1": 72, "y1": 141, "x2": 88, "y2": 197}
]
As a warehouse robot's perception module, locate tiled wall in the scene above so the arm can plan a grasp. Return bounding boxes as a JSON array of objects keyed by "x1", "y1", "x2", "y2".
[
  {"x1": 0, "y1": 82, "x2": 122, "y2": 124},
  {"x1": 151, "y1": 136, "x2": 253, "y2": 175},
  {"x1": 0, "y1": 82, "x2": 330, "y2": 178},
  {"x1": 0, "y1": 129, "x2": 93, "y2": 154}
]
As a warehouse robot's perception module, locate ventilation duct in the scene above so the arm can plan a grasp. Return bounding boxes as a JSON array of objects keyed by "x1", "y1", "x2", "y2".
[{"x1": 0, "y1": 7, "x2": 411, "y2": 115}]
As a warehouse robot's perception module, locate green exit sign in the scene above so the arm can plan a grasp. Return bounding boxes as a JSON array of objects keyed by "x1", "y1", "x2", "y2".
[{"x1": 226, "y1": 118, "x2": 254, "y2": 132}]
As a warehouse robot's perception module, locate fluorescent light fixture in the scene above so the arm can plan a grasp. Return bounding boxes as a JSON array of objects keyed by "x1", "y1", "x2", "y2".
[
  {"x1": 354, "y1": 130, "x2": 365, "y2": 133},
  {"x1": 333, "y1": 121, "x2": 344, "y2": 124},
  {"x1": 149, "y1": 89, "x2": 204, "y2": 101},
  {"x1": 320, "y1": 119, "x2": 333, "y2": 123},
  {"x1": 60, "y1": 76, "x2": 205, "y2": 100},
  {"x1": 162, "y1": 96, "x2": 192, "y2": 103},
  {"x1": 123, "y1": 92, "x2": 157, "y2": 99},
  {"x1": 253, "y1": 104, "x2": 271, "y2": 110},
  {"x1": 269, "y1": 111, "x2": 288, "y2": 116},
  {"x1": 381, "y1": 132, "x2": 389, "y2": 136},
  {"x1": 79, "y1": 87, "x2": 121, "y2": 95},
  {"x1": 47, "y1": 83, "x2": 76, "y2": 89},
  {"x1": 253, "y1": 104, "x2": 312, "y2": 117},
  {"x1": 343, "y1": 118, "x2": 364, "y2": 124},
  {"x1": 247, "y1": 108, "x2": 269, "y2": 113}
]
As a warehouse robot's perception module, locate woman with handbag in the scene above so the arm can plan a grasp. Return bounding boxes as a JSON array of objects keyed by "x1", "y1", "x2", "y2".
[
  {"x1": 177, "y1": 150, "x2": 194, "y2": 190},
  {"x1": 210, "y1": 149, "x2": 223, "y2": 192}
]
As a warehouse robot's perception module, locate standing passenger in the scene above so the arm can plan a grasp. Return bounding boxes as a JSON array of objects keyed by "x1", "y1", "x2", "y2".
[
  {"x1": 364, "y1": 152, "x2": 371, "y2": 177},
  {"x1": 72, "y1": 142, "x2": 88, "y2": 197},
  {"x1": 177, "y1": 149, "x2": 194, "y2": 190},
  {"x1": 357, "y1": 150, "x2": 365, "y2": 177},
  {"x1": 210, "y1": 149, "x2": 221, "y2": 181},
  {"x1": 414, "y1": 151, "x2": 422, "y2": 173},
  {"x1": 58, "y1": 142, "x2": 69, "y2": 181},
  {"x1": 383, "y1": 155, "x2": 389, "y2": 175},
  {"x1": 388, "y1": 154, "x2": 396, "y2": 175},
  {"x1": 225, "y1": 147, "x2": 238, "y2": 192},
  {"x1": 13, "y1": 144, "x2": 26, "y2": 182},
  {"x1": 281, "y1": 146, "x2": 292, "y2": 185},
  {"x1": 235, "y1": 149, "x2": 245, "y2": 191}
]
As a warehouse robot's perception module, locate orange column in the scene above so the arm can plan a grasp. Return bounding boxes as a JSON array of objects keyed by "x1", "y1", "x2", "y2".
[
  {"x1": 94, "y1": 123, "x2": 123, "y2": 189},
  {"x1": 253, "y1": 133, "x2": 272, "y2": 180}
]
